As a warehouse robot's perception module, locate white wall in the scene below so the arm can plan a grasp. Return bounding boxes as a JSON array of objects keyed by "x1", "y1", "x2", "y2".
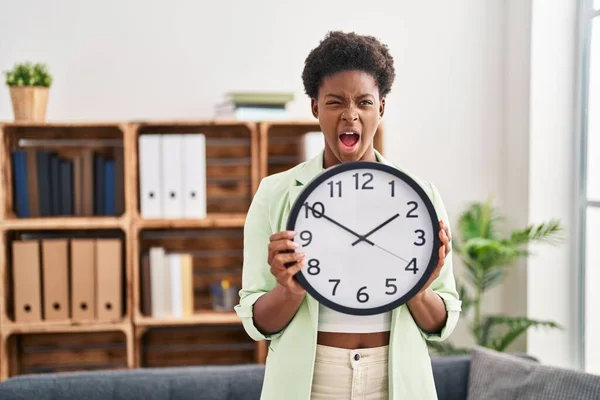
[
  {"x1": 0, "y1": 0, "x2": 578, "y2": 363},
  {"x1": 500, "y1": 0, "x2": 533, "y2": 353}
]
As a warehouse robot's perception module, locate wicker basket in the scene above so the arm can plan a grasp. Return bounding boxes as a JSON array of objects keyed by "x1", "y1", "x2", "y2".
[{"x1": 9, "y1": 86, "x2": 49, "y2": 122}]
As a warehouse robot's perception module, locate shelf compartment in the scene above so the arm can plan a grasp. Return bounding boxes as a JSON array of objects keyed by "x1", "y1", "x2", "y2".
[
  {"x1": 136, "y1": 324, "x2": 257, "y2": 368},
  {"x1": 1, "y1": 229, "x2": 129, "y2": 327},
  {"x1": 132, "y1": 121, "x2": 259, "y2": 218},
  {"x1": 0, "y1": 122, "x2": 127, "y2": 221},
  {"x1": 2, "y1": 329, "x2": 129, "y2": 379},
  {"x1": 134, "y1": 227, "x2": 243, "y2": 320}
]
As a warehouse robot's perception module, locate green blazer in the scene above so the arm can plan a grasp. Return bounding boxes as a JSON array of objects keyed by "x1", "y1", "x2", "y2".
[{"x1": 235, "y1": 149, "x2": 462, "y2": 400}]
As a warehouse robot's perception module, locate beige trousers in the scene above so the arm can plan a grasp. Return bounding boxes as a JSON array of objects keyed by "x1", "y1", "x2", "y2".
[{"x1": 310, "y1": 344, "x2": 389, "y2": 400}]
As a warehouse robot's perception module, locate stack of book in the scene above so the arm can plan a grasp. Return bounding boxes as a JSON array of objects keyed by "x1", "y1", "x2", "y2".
[
  {"x1": 140, "y1": 247, "x2": 195, "y2": 318},
  {"x1": 214, "y1": 92, "x2": 294, "y2": 120},
  {"x1": 11, "y1": 147, "x2": 124, "y2": 218}
]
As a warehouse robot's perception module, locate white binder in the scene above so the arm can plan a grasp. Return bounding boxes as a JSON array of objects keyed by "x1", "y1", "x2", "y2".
[
  {"x1": 303, "y1": 131, "x2": 324, "y2": 161},
  {"x1": 139, "y1": 135, "x2": 163, "y2": 218},
  {"x1": 149, "y1": 247, "x2": 170, "y2": 318},
  {"x1": 183, "y1": 134, "x2": 207, "y2": 218},
  {"x1": 169, "y1": 253, "x2": 183, "y2": 318},
  {"x1": 161, "y1": 134, "x2": 184, "y2": 218}
]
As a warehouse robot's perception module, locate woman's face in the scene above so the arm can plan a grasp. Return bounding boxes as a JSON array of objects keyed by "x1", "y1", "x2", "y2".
[{"x1": 311, "y1": 69, "x2": 385, "y2": 168}]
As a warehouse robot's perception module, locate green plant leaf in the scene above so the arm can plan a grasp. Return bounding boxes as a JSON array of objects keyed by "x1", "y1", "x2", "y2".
[
  {"x1": 456, "y1": 283, "x2": 474, "y2": 313},
  {"x1": 4, "y1": 62, "x2": 52, "y2": 87},
  {"x1": 481, "y1": 268, "x2": 505, "y2": 291},
  {"x1": 479, "y1": 315, "x2": 495, "y2": 347},
  {"x1": 463, "y1": 260, "x2": 481, "y2": 289},
  {"x1": 508, "y1": 219, "x2": 563, "y2": 247},
  {"x1": 457, "y1": 196, "x2": 504, "y2": 241},
  {"x1": 450, "y1": 195, "x2": 563, "y2": 355},
  {"x1": 485, "y1": 315, "x2": 562, "y2": 352}
]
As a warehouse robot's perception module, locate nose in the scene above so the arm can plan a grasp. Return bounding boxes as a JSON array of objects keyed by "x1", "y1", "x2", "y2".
[{"x1": 341, "y1": 110, "x2": 358, "y2": 121}]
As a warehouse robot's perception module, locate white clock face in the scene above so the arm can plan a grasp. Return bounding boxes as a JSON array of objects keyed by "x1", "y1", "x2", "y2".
[{"x1": 287, "y1": 161, "x2": 440, "y2": 315}]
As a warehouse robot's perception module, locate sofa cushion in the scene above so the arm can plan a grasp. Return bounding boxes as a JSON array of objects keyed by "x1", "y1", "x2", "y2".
[
  {"x1": 431, "y1": 355, "x2": 471, "y2": 400},
  {"x1": 467, "y1": 346, "x2": 600, "y2": 400},
  {"x1": 0, "y1": 364, "x2": 265, "y2": 400}
]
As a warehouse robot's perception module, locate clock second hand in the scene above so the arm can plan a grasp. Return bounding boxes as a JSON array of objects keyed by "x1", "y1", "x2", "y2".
[
  {"x1": 303, "y1": 203, "x2": 375, "y2": 246},
  {"x1": 372, "y1": 244, "x2": 411, "y2": 264}
]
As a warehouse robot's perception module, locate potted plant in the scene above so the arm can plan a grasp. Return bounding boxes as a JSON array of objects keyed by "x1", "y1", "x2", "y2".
[
  {"x1": 428, "y1": 195, "x2": 564, "y2": 355},
  {"x1": 4, "y1": 62, "x2": 52, "y2": 122}
]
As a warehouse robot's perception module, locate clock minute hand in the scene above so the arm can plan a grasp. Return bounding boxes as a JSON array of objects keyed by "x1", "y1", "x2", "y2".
[
  {"x1": 303, "y1": 203, "x2": 375, "y2": 246},
  {"x1": 352, "y1": 213, "x2": 400, "y2": 246}
]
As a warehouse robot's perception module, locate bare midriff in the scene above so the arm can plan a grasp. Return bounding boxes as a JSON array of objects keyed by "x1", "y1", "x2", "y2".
[{"x1": 317, "y1": 331, "x2": 390, "y2": 349}]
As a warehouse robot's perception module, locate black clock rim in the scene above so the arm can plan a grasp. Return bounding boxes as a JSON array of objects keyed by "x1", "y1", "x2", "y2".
[{"x1": 285, "y1": 160, "x2": 441, "y2": 316}]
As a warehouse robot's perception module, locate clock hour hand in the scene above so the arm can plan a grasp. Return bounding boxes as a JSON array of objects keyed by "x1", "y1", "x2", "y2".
[
  {"x1": 303, "y1": 203, "x2": 375, "y2": 246},
  {"x1": 352, "y1": 213, "x2": 400, "y2": 246}
]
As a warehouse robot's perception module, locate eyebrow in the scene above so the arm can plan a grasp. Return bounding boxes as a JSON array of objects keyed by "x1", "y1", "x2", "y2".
[{"x1": 324, "y1": 93, "x2": 374, "y2": 99}]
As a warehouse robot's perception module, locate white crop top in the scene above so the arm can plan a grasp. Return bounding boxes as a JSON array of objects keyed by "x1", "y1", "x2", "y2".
[{"x1": 318, "y1": 303, "x2": 391, "y2": 333}]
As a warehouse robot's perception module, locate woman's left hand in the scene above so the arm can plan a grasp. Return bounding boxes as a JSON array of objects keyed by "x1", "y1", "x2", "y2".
[{"x1": 410, "y1": 220, "x2": 451, "y2": 300}]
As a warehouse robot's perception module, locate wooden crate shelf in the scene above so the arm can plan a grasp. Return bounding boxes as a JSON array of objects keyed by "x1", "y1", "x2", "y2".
[
  {"x1": 134, "y1": 214, "x2": 246, "y2": 230},
  {"x1": 133, "y1": 226, "x2": 244, "y2": 320},
  {"x1": 0, "y1": 119, "x2": 385, "y2": 381},
  {"x1": 0, "y1": 216, "x2": 127, "y2": 230},
  {"x1": 0, "y1": 326, "x2": 133, "y2": 380},
  {"x1": 0, "y1": 122, "x2": 128, "y2": 222},
  {"x1": 130, "y1": 120, "x2": 260, "y2": 219},
  {"x1": 134, "y1": 311, "x2": 240, "y2": 327},
  {"x1": 1, "y1": 228, "x2": 130, "y2": 329},
  {"x1": 134, "y1": 324, "x2": 260, "y2": 369},
  {"x1": 2, "y1": 321, "x2": 131, "y2": 335}
]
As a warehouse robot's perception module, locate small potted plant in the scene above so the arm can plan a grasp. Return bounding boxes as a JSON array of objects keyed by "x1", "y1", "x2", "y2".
[{"x1": 4, "y1": 62, "x2": 52, "y2": 122}]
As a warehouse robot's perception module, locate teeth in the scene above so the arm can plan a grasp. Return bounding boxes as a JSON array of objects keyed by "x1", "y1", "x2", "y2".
[{"x1": 342, "y1": 132, "x2": 356, "y2": 135}]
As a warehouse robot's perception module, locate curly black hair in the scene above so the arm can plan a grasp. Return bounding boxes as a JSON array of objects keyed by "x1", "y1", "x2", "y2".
[{"x1": 301, "y1": 31, "x2": 396, "y2": 99}]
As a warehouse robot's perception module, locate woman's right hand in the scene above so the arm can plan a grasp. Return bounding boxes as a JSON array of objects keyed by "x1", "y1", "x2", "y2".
[{"x1": 267, "y1": 230, "x2": 306, "y2": 296}]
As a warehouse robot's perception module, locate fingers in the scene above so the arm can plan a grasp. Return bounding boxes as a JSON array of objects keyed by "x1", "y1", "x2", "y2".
[
  {"x1": 287, "y1": 257, "x2": 306, "y2": 275},
  {"x1": 269, "y1": 230, "x2": 295, "y2": 242},
  {"x1": 437, "y1": 244, "x2": 446, "y2": 268},
  {"x1": 273, "y1": 251, "x2": 305, "y2": 269},
  {"x1": 268, "y1": 239, "x2": 299, "y2": 264},
  {"x1": 271, "y1": 256, "x2": 306, "y2": 291},
  {"x1": 439, "y1": 220, "x2": 452, "y2": 256},
  {"x1": 439, "y1": 220, "x2": 452, "y2": 241}
]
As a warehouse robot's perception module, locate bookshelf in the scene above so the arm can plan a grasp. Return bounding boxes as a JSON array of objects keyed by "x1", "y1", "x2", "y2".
[{"x1": 0, "y1": 119, "x2": 384, "y2": 380}]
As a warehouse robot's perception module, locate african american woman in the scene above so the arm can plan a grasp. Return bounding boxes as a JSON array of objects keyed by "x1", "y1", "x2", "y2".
[{"x1": 234, "y1": 31, "x2": 461, "y2": 400}]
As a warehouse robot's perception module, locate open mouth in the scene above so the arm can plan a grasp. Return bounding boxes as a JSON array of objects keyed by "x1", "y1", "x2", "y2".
[{"x1": 339, "y1": 131, "x2": 360, "y2": 150}]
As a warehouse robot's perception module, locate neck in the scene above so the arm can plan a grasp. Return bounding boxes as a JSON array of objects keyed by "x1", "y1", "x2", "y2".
[{"x1": 323, "y1": 146, "x2": 377, "y2": 169}]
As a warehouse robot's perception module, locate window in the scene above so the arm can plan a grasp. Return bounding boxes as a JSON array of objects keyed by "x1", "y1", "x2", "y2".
[
  {"x1": 580, "y1": 0, "x2": 600, "y2": 375},
  {"x1": 587, "y1": 17, "x2": 600, "y2": 202},
  {"x1": 585, "y1": 208, "x2": 600, "y2": 373}
]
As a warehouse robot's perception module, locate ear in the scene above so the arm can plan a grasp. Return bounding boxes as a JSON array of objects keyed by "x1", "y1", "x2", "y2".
[
  {"x1": 311, "y1": 98, "x2": 319, "y2": 119},
  {"x1": 379, "y1": 97, "x2": 386, "y2": 119}
]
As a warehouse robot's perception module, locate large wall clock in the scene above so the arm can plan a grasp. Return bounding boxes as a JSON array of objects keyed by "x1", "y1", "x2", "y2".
[{"x1": 286, "y1": 161, "x2": 440, "y2": 315}]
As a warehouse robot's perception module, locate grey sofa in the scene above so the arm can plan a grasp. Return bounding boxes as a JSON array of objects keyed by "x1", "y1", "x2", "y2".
[
  {"x1": 0, "y1": 355, "x2": 474, "y2": 400},
  {"x1": 3, "y1": 348, "x2": 600, "y2": 400}
]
